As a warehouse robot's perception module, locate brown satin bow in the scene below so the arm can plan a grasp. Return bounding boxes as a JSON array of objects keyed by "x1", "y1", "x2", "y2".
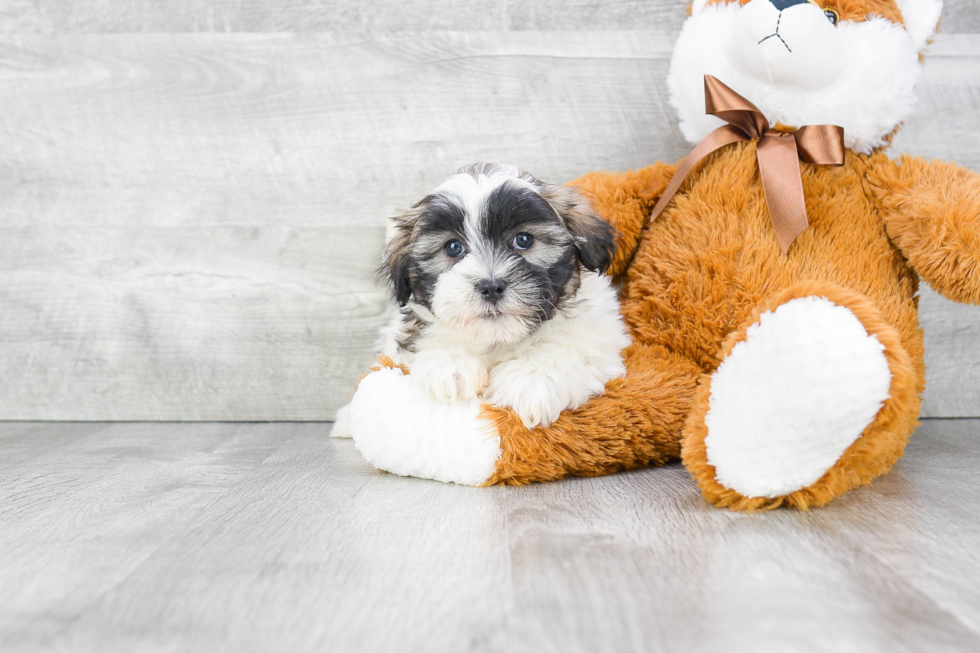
[{"x1": 650, "y1": 75, "x2": 846, "y2": 253}]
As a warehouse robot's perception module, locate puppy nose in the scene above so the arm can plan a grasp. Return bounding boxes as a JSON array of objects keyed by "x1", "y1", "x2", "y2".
[
  {"x1": 476, "y1": 279, "x2": 508, "y2": 303},
  {"x1": 768, "y1": 0, "x2": 809, "y2": 10}
]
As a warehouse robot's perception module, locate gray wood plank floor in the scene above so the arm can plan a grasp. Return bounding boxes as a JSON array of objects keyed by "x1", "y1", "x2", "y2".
[{"x1": 2, "y1": 420, "x2": 979, "y2": 652}]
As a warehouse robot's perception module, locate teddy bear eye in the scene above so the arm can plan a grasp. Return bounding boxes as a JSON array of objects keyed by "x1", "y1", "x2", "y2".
[{"x1": 823, "y1": 8, "x2": 839, "y2": 25}]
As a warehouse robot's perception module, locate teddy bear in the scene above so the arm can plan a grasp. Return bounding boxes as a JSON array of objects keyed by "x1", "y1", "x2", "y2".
[{"x1": 345, "y1": 0, "x2": 980, "y2": 510}]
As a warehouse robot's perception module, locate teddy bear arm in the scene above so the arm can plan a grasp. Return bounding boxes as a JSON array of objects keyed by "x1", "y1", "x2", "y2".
[
  {"x1": 568, "y1": 161, "x2": 679, "y2": 280},
  {"x1": 869, "y1": 155, "x2": 980, "y2": 305}
]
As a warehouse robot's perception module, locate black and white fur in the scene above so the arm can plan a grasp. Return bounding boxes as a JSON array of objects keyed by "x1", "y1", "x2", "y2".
[{"x1": 333, "y1": 163, "x2": 630, "y2": 433}]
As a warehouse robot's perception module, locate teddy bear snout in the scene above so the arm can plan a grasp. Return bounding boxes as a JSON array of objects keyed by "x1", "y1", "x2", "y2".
[{"x1": 724, "y1": 0, "x2": 846, "y2": 91}]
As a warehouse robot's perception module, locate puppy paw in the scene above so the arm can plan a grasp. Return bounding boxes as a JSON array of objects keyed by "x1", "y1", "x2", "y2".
[
  {"x1": 485, "y1": 362, "x2": 572, "y2": 428},
  {"x1": 412, "y1": 350, "x2": 488, "y2": 403}
]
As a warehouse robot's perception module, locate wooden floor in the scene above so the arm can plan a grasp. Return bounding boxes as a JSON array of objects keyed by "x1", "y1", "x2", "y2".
[{"x1": 2, "y1": 420, "x2": 979, "y2": 652}]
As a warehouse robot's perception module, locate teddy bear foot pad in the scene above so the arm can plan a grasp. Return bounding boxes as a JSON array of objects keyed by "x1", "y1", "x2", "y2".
[
  {"x1": 349, "y1": 366, "x2": 503, "y2": 485},
  {"x1": 702, "y1": 295, "x2": 893, "y2": 499}
]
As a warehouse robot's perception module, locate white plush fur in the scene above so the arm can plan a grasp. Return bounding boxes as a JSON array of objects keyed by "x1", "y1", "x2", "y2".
[
  {"x1": 349, "y1": 366, "x2": 502, "y2": 485},
  {"x1": 345, "y1": 273, "x2": 628, "y2": 481},
  {"x1": 396, "y1": 271, "x2": 629, "y2": 428},
  {"x1": 670, "y1": 0, "x2": 938, "y2": 154},
  {"x1": 690, "y1": 0, "x2": 710, "y2": 14},
  {"x1": 896, "y1": 0, "x2": 944, "y2": 52},
  {"x1": 704, "y1": 297, "x2": 893, "y2": 499},
  {"x1": 329, "y1": 403, "x2": 352, "y2": 438}
]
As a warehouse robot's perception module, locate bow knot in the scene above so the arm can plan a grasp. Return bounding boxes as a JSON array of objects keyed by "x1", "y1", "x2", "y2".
[{"x1": 650, "y1": 75, "x2": 846, "y2": 253}]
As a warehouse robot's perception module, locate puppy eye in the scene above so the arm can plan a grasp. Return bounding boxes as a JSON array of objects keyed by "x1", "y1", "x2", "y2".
[
  {"x1": 512, "y1": 233, "x2": 534, "y2": 250},
  {"x1": 823, "y1": 8, "x2": 839, "y2": 25},
  {"x1": 444, "y1": 239, "x2": 465, "y2": 258}
]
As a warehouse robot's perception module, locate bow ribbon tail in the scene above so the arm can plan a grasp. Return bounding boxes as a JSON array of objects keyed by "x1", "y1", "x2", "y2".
[
  {"x1": 649, "y1": 124, "x2": 747, "y2": 223},
  {"x1": 756, "y1": 132, "x2": 808, "y2": 254}
]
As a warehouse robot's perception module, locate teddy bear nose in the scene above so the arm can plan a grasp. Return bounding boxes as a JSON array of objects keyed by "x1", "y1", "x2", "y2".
[
  {"x1": 768, "y1": 0, "x2": 810, "y2": 10},
  {"x1": 476, "y1": 279, "x2": 508, "y2": 303}
]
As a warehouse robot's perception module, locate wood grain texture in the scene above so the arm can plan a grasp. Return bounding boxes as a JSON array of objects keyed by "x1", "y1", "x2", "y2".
[
  {"x1": 0, "y1": 0, "x2": 976, "y2": 33},
  {"x1": 0, "y1": 1, "x2": 689, "y2": 33},
  {"x1": 1, "y1": 31, "x2": 679, "y2": 420},
  {"x1": 1, "y1": 31, "x2": 979, "y2": 419},
  {"x1": 0, "y1": 225, "x2": 386, "y2": 420},
  {"x1": 0, "y1": 422, "x2": 288, "y2": 650},
  {"x1": 1, "y1": 420, "x2": 979, "y2": 652}
]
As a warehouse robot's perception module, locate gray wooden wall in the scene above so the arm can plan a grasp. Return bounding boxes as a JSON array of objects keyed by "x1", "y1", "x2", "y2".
[{"x1": 1, "y1": 1, "x2": 978, "y2": 420}]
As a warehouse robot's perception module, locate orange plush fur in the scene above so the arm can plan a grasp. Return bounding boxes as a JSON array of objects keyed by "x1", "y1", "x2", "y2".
[
  {"x1": 355, "y1": 0, "x2": 975, "y2": 509},
  {"x1": 478, "y1": 0, "x2": 980, "y2": 508}
]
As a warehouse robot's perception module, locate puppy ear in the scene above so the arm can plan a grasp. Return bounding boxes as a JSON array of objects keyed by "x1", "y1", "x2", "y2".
[
  {"x1": 540, "y1": 184, "x2": 617, "y2": 274},
  {"x1": 379, "y1": 209, "x2": 419, "y2": 306}
]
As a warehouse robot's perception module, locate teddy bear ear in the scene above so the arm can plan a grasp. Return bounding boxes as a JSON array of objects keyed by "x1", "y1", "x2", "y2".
[
  {"x1": 689, "y1": 0, "x2": 711, "y2": 15},
  {"x1": 895, "y1": 0, "x2": 944, "y2": 53}
]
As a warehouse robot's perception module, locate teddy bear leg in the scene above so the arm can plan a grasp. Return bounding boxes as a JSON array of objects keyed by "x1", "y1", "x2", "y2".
[
  {"x1": 349, "y1": 343, "x2": 703, "y2": 486},
  {"x1": 485, "y1": 342, "x2": 702, "y2": 484},
  {"x1": 682, "y1": 282, "x2": 919, "y2": 510}
]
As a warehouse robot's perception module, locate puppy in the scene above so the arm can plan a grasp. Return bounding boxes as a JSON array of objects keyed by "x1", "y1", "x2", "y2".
[{"x1": 332, "y1": 163, "x2": 630, "y2": 436}]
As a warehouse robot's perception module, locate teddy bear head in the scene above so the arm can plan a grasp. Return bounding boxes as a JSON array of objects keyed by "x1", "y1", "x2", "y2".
[{"x1": 669, "y1": 0, "x2": 943, "y2": 153}]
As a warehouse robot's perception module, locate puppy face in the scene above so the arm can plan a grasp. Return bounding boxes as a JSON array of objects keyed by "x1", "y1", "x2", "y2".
[{"x1": 382, "y1": 164, "x2": 615, "y2": 347}]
